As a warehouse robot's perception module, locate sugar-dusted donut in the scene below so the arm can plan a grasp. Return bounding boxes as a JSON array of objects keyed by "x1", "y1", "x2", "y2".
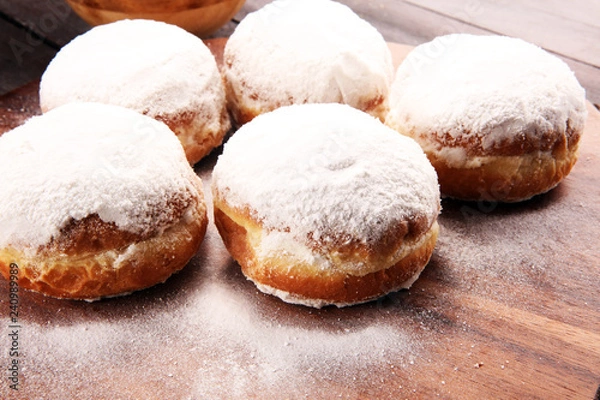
[
  {"x1": 386, "y1": 34, "x2": 587, "y2": 202},
  {"x1": 0, "y1": 103, "x2": 208, "y2": 300},
  {"x1": 39, "y1": 19, "x2": 230, "y2": 165},
  {"x1": 212, "y1": 103, "x2": 440, "y2": 308},
  {"x1": 223, "y1": 0, "x2": 394, "y2": 125}
]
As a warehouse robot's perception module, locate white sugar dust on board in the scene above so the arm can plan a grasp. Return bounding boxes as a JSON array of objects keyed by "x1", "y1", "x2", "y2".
[
  {"x1": 183, "y1": 278, "x2": 424, "y2": 399},
  {"x1": 8, "y1": 221, "x2": 428, "y2": 399},
  {"x1": 433, "y1": 197, "x2": 581, "y2": 307}
]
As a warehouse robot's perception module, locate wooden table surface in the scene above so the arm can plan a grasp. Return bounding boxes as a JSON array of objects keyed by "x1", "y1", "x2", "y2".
[
  {"x1": 0, "y1": 2, "x2": 599, "y2": 400},
  {"x1": 1, "y1": 0, "x2": 599, "y2": 107}
]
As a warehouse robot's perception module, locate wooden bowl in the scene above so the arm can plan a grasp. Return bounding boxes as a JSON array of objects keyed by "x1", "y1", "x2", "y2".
[{"x1": 65, "y1": 0, "x2": 246, "y2": 37}]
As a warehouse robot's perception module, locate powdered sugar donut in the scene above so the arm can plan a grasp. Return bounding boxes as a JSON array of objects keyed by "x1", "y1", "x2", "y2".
[
  {"x1": 223, "y1": 0, "x2": 394, "y2": 125},
  {"x1": 0, "y1": 103, "x2": 208, "y2": 300},
  {"x1": 40, "y1": 19, "x2": 230, "y2": 165},
  {"x1": 212, "y1": 104, "x2": 440, "y2": 308},
  {"x1": 386, "y1": 34, "x2": 587, "y2": 202}
]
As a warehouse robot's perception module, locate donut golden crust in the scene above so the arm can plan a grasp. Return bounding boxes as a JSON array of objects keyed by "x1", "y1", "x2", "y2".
[
  {"x1": 0, "y1": 103, "x2": 208, "y2": 300},
  {"x1": 154, "y1": 106, "x2": 230, "y2": 165},
  {"x1": 214, "y1": 202, "x2": 438, "y2": 308},
  {"x1": 223, "y1": 0, "x2": 393, "y2": 126},
  {"x1": 211, "y1": 104, "x2": 441, "y2": 308},
  {"x1": 427, "y1": 142, "x2": 579, "y2": 202},
  {"x1": 224, "y1": 80, "x2": 388, "y2": 127},
  {"x1": 393, "y1": 121, "x2": 582, "y2": 202},
  {"x1": 386, "y1": 34, "x2": 587, "y2": 202},
  {"x1": 0, "y1": 199, "x2": 207, "y2": 300},
  {"x1": 39, "y1": 19, "x2": 230, "y2": 165}
]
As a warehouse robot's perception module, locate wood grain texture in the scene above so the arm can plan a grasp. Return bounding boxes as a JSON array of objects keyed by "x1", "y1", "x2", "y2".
[
  {"x1": 517, "y1": 0, "x2": 600, "y2": 29},
  {"x1": 0, "y1": 0, "x2": 90, "y2": 47},
  {"x1": 404, "y1": 0, "x2": 600, "y2": 67},
  {"x1": 0, "y1": 80, "x2": 40, "y2": 132},
  {"x1": 0, "y1": 40, "x2": 599, "y2": 400},
  {"x1": 399, "y1": 0, "x2": 600, "y2": 105},
  {"x1": 0, "y1": 20, "x2": 56, "y2": 96}
]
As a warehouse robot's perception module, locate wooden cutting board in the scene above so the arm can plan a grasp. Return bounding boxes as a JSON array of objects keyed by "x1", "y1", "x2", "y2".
[{"x1": 0, "y1": 39, "x2": 599, "y2": 400}]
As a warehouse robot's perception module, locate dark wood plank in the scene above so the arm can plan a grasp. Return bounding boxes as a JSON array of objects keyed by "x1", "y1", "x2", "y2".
[
  {"x1": 0, "y1": 19, "x2": 56, "y2": 95},
  {"x1": 0, "y1": 0, "x2": 90, "y2": 47}
]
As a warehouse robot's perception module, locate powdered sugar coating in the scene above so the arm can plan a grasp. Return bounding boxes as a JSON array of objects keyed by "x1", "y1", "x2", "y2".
[
  {"x1": 223, "y1": 0, "x2": 393, "y2": 118},
  {"x1": 212, "y1": 103, "x2": 440, "y2": 249},
  {"x1": 0, "y1": 102, "x2": 201, "y2": 251},
  {"x1": 39, "y1": 19, "x2": 228, "y2": 136},
  {"x1": 386, "y1": 34, "x2": 587, "y2": 153}
]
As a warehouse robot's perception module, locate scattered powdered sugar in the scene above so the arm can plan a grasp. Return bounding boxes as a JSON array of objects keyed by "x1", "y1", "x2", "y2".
[
  {"x1": 39, "y1": 19, "x2": 227, "y2": 128},
  {"x1": 0, "y1": 102, "x2": 199, "y2": 250},
  {"x1": 7, "y1": 221, "x2": 426, "y2": 399},
  {"x1": 387, "y1": 34, "x2": 588, "y2": 151},
  {"x1": 224, "y1": 0, "x2": 393, "y2": 115},
  {"x1": 436, "y1": 221, "x2": 552, "y2": 289},
  {"x1": 212, "y1": 103, "x2": 440, "y2": 249},
  {"x1": 185, "y1": 279, "x2": 422, "y2": 398},
  {"x1": 433, "y1": 197, "x2": 578, "y2": 295}
]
